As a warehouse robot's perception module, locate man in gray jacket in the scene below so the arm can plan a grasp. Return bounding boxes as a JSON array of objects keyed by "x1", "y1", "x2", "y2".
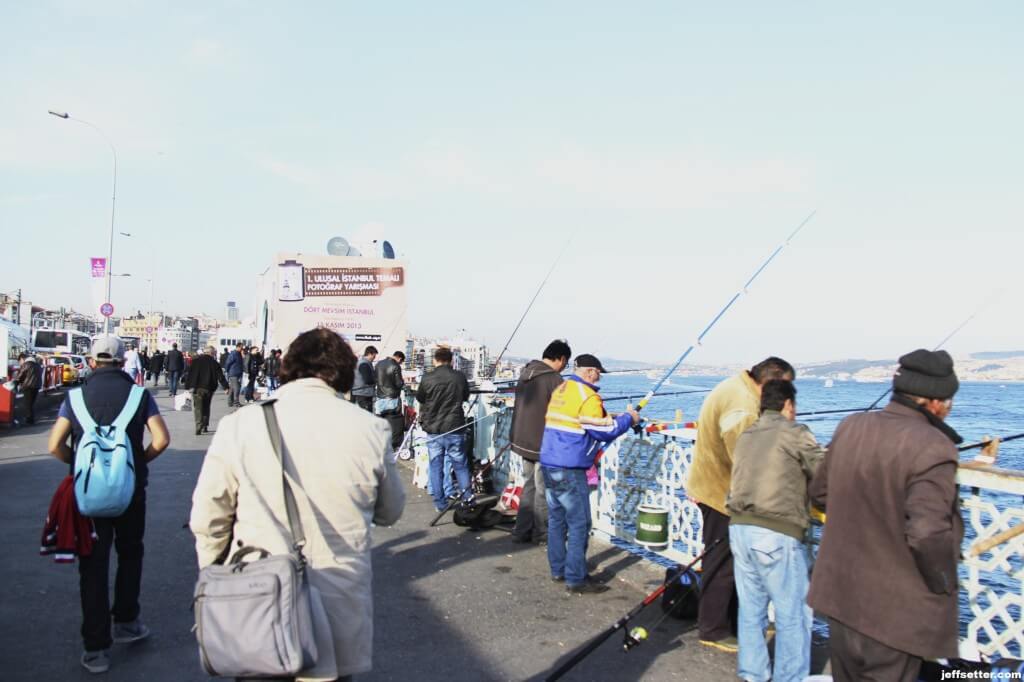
[
  {"x1": 808, "y1": 349, "x2": 963, "y2": 682},
  {"x1": 351, "y1": 346, "x2": 378, "y2": 412},
  {"x1": 726, "y1": 379, "x2": 824, "y2": 682},
  {"x1": 509, "y1": 339, "x2": 571, "y2": 544}
]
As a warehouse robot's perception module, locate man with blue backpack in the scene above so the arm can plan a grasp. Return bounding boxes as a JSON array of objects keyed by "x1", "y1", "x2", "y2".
[{"x1": 46, "y1": 336, "x2": 170, "y2": 674}]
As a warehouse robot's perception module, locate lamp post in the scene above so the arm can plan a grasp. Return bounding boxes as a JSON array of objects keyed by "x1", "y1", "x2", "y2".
[{"x1": 48, "y1": 110, "x2": 118, "y2": 334}]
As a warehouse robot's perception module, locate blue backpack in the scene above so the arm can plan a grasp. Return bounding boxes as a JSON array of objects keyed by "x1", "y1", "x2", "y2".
[{"x1": 70, "y1": 385, "x2": 145, "y2": 517}]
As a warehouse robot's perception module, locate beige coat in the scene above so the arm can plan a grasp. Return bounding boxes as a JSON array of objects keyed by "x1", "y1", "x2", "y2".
[
  {"x1": 190, "y1": 378, "x2": 406, "y2": 679},
  {"x1": 686, "y1": 371, "x2": 761, "y2": 515}
]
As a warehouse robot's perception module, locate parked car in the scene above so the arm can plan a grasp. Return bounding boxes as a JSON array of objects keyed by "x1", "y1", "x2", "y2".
[
  {"x1": 48, "y1": 355, "x2": 79, "y2": 385},
  {"x1": 68, "y1": 354, "x2": 91, "y2": 381}
]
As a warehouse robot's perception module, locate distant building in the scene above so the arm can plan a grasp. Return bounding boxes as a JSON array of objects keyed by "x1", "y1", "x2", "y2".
[{"x1": 226, "y1": 301, "x2": 239, "y2": 322}]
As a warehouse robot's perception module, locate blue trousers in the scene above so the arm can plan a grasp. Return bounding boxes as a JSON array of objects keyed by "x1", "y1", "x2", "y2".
[
  {"x1": 168, "y1": 371, "x2": 181, "y2": 396},
  {"x1": 542, "y1": 466, "x2": 591, "y2": 587},
  {"x1": 427, "y1": 433, "x2": 470, "y2": 510},
  {"x1": 730, "y1": 524, "x2": 813, "y2": 682}
]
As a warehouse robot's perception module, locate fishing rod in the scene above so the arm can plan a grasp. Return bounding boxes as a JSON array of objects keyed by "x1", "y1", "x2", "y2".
[
  {"x1": 602, "y1": 388, "x2": 711, "y2": 404},
  {"x1": 633, "y1": 211, "x2": 816, "y2": 419},
  {"x1": 543, "y1": 537, "x2": 723, "y2": 682},
  {"x1": 959, "y1": 433, "x2": 1024, "y2": 452},
  {"x1": 863, "y1": 289, "x2": 1004, "y2": 412},
  {"x1": 478, "y1": 233, "x2": 576, "y2": 391},
  {"x1": 797, "y1": 406, "x2": 881, "y2": 417}
]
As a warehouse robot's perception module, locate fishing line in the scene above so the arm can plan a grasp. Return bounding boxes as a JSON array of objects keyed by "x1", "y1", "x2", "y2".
[
  {"x1": 635, "y1": 211, "x2": 816, "y2": 415},
  {"x1": 863, "y1": 288, "x2": 1005, "y2": 412}
]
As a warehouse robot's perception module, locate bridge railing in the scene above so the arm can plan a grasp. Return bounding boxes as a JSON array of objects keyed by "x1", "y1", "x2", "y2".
[{"x1": 482, "y1": 402, "x2": 1024, "y2": 662}]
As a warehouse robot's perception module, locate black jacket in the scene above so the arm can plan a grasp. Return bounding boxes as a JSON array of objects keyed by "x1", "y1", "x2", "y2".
[
  {"x1": 246, "y1": 353, "x2": 263, "y2": 376},
  {"x1": 415, "y1": 365, "x2": 470, "y2": 434},
  {"x1": 14, "y1": 359, "x2": 41, "y2": 391},
  {"x1": 151, "y1": 352, "x2": 165, "y2": 374},
  {"x1": 218, "y1": 351, "x2": 229, "y2": 368},
  {"x1": 375, "y1": 357, "x2": 405, "y2": 399},
  {"x1": 509, "y1": 360, "x2": 563, "y2": 462},
  {"x1": 264, "y1": 354, "x2": 281, "y2": 377},
  {"x1": 185, "y1": 354, "x2": 228, "y2": 392},
  {"x1": 165, "y1": 349, "x2": 184, "y2": 373}
]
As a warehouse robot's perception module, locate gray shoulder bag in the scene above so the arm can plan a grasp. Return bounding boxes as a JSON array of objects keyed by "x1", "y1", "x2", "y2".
[{"x1": 193, "y1": 401, "x2": 318, "y2": 677}]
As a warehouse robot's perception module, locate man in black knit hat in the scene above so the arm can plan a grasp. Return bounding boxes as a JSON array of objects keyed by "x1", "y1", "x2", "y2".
[{"x1": 807, "y1": 349, "x2": 964, "y2": 682}]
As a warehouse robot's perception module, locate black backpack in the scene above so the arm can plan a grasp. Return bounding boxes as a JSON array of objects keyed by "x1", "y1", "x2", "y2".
[{"x1": 660, "y1": 566, "x2": 700, "y2": 620}]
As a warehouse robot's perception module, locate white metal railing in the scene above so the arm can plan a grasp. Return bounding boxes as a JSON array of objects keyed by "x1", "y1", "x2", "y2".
[{"x1": 481, "y1": 402, "x2": 1024, "y2": 663}]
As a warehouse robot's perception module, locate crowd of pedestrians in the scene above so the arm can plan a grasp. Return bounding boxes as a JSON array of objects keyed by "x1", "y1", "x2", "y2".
[{"x1": 18, "y1": 327, "x2": 984, "y2": 681}]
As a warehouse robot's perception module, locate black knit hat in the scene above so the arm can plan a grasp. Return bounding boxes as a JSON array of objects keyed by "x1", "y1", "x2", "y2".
[{"x1": 892, "y1": 349, "x2": 959, "y2": 400}]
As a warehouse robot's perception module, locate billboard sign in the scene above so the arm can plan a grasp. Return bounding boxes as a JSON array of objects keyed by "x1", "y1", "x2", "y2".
[{"x1": 266, "y1": 253, "x2": 407, "y2": 353}]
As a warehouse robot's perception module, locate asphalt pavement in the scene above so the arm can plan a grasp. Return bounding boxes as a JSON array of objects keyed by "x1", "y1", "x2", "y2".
[{"x1": 0, "y1": 384, "x2": 763, "y2": 681}]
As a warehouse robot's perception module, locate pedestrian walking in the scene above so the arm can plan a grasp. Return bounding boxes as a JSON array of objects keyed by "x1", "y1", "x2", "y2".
[
  {"x1": 351, "y1": 345, "x2": 378, "y2": 412},
  {"x1": 416, "y1": 347, "x2": 471, "y2": 511},
  {"x1": 185, "y1": 346, "x2": 229, "y2": 435},
  {"x1": 12, "y1": 352, "x2": 42, "y2": 425},
  {"x1": 165, "y1": 343, "x2": 184, "y2": 396},
  {"x1": 150, "y1": 350, "x2": 164, "y2": 387},
  {"x1": 687, "y1": 356, "x2": 795, "y2": 653},
  {"x1": 509, "y1": 339, "x2": 572, "y2": 545},
  {"x1": 46, "y1": 336, "x2": 170, "y2": 674},
  {"x1": 223, "y1": 343, "x2": 244, "y2": 407},
  {"x1": 726, "y1": 379, "x2": 824, "y2": 682},
  {"x1": 122, "y1": 345, "x2": 142, "y2": 383},
  {"x1": 264, "y1": 348, "x2": 282, "y2": 393},
  {"x1": 540, "y1": 354, "x2": 638, "y2": 595},
  {"x1": 808, "y1": 350, "x2": 964, "y2": 681},
  {"x1": 218, "y1": 347, "x2": 229, "y2": 368},
  {"x1": 244, "y1": 346, "x2": 263, "y2": 403},
  {"x1": 190, "y1": 328, "x2": 405, "y2": 681},
  {"x1": 374, "y1": 350, "x2": 406, "y2": 448},
  {"x1": 139, "y1": 349, "x2": 150, "y2": 384}
]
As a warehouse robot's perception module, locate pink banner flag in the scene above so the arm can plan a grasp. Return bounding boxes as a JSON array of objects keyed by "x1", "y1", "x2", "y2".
[{"x1": 91, "y1": 258, "x2": 107, "y2": 278}]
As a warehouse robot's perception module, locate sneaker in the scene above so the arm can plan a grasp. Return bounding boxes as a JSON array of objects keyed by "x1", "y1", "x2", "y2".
[
  {"x1": 566, "y1": 582, "x2": 610, "y2": 595},
  {"x1": 699, "y1": 636, "x2": 739, "y2": 653},
  {"x1": 113, "y1": 618, "x2": 150, "y2": 644},
  {"x1": 81, "y1": 650, "x2": 110, "y2": 674},
  {"x1": 551, "y1": 575, "x2": 565, "y2": 583},
  {"x1": 510, "y1": 534, "x2": 532, "y2": 544}
]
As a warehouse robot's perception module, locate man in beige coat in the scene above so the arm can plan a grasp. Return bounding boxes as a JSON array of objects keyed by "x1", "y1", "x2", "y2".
[
  {"x1": 686, "y1": 356, "x2": 795, "y2": 652},
  {"x1": 190, "y1": 329, "x2": 405, "y2": 681}
]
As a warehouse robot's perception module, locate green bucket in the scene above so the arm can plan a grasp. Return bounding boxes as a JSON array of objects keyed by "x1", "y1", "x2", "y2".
[{"x1": 635, "y1": 504, "x2": 669, "y2": 550}]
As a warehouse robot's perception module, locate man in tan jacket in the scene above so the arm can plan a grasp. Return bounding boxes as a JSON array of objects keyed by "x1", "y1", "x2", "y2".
[{"x1": 687, "y1": 356, "x2": 794, "y2": 652}]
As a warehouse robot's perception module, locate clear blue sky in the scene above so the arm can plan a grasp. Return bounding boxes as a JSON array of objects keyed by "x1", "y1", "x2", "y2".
[{"x1": 3, "y1": 2, "x2": 1022, "y2": 365}]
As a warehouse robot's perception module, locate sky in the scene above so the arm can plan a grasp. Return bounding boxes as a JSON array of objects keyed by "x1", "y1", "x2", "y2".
[{"x1": 2, "y1": 2, "x2": 1022, "y2": 366}]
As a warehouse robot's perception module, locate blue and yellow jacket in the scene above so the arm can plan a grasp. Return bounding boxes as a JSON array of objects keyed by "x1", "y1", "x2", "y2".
[{"x1": 539, "y1": 375, "x2": 633, "y2": 469}]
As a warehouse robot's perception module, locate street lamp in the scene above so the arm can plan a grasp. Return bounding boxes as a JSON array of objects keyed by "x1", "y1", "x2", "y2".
[{"x1": 48, "y1": 109, "x2": 118, "y2": 334}]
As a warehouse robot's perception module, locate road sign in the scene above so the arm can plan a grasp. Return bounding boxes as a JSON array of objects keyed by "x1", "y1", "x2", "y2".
[
  {"x1": 145, "y1": 326, "x2": 154, "y2": 334},
  {"x1": 100, "y1": 303, "x2": 115, "y2": 318}
]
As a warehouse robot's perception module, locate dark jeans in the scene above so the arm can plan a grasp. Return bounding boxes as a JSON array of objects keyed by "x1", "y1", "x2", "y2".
[
  {"x1": 193, "y1": 387, "x2": 213, "y2": 432},
  {"x1": 151, "y1": 370, "x2": 161, "y2": 386},
  {"x1": 245, "y1": 376, "x2": 256, "y2": 402},
  {"x1": 79, "y1": 490, "x2": 146, "y2": 652},
  {"x1": 828, "y1": 618, "x2": 921, "y2": 682},
  {"x1": 697, "y1": 503, "x2": 737, "y2": 642},
  {"x1": 513, "y1": 459, "x2": 547, "y2": 542},
  {"x1": 352, "y1": 394, "x2": 374, "y2": 412},
  {"x1": 20, "y1": 387, "x2": 39, "y2": 424},
  {"x1": 168, "y1": 370, "x2": 181, "y2": 395}
]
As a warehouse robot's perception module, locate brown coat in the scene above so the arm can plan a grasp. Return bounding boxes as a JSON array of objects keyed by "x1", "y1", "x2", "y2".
[{"x1": 807, "y1": 400, "x2": 963, "y2": 659}]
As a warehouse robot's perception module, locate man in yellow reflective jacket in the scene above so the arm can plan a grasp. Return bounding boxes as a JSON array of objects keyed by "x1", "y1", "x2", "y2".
[{"x1": 540, "y1": 354, "x2": 638, "y2": 595}]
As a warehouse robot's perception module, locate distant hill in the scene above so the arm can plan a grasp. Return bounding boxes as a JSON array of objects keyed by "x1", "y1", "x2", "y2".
[{"x1": 971, "y1": 351, "x2": 1024, "y2": 360}]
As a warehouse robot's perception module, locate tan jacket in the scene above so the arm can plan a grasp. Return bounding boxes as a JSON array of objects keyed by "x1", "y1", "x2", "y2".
[
  {"x1": 686, "y1": 371, "x2": 760, "y2": 515},
  {"x1": 190, "y1": 378, "x2": 406, "y2": 679}
]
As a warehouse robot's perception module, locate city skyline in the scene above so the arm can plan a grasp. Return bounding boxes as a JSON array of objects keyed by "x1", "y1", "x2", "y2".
[{"x1": 3, "y1": 3, "x2": 1022, "y2": 365}]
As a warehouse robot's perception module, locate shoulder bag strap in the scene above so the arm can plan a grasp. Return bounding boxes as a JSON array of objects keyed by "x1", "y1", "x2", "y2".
[{"x1": 261, "y1": 401, "x2": 307, "y2": 559}]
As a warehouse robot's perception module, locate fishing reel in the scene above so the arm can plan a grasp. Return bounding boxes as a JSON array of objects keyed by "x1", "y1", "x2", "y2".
[{"x1": 622, "y1": 626, "x2": 648, "y2": 652}]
